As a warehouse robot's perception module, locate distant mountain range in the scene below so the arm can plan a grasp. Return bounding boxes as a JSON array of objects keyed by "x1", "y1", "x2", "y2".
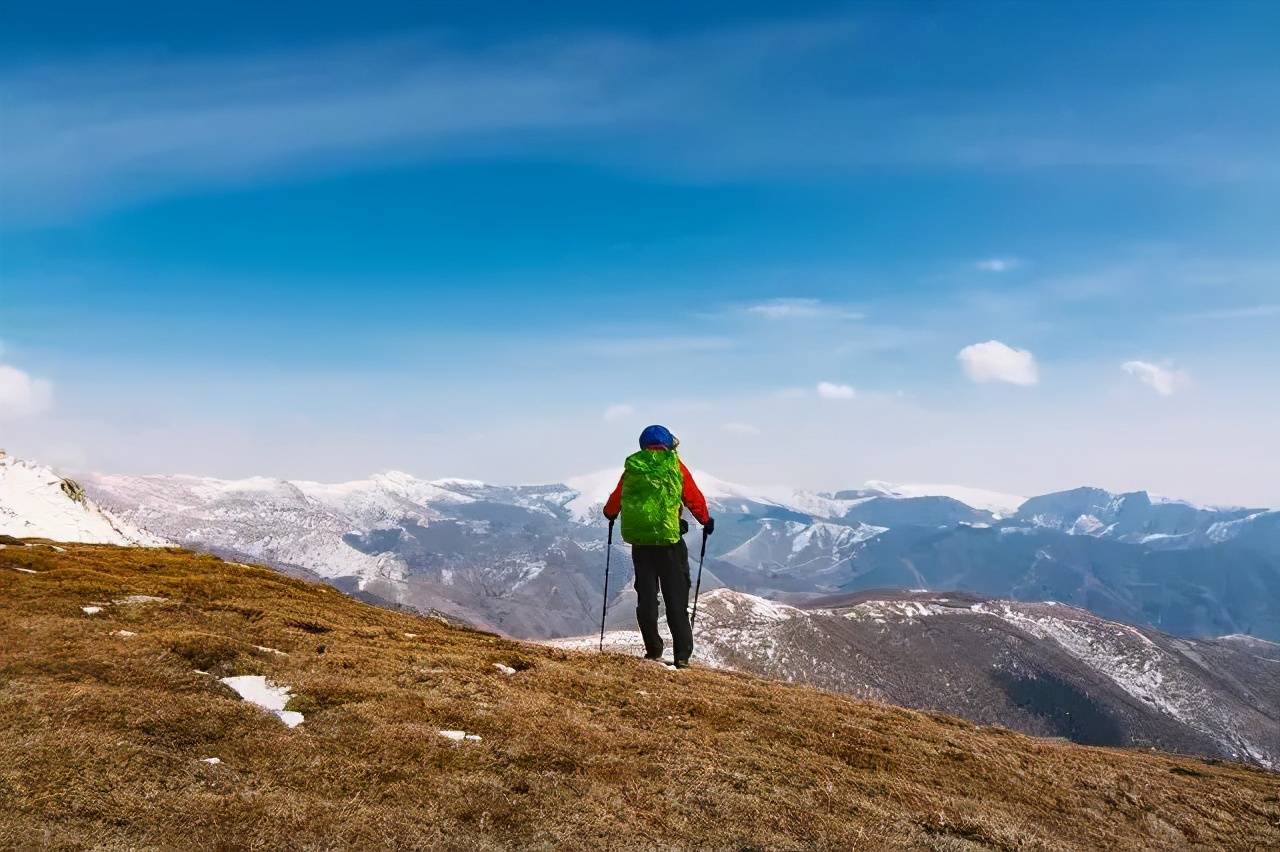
[
  {"x1": 555, "y1": 588, "x2": 1280, "y2": 770},
  {"x1": 3, "y1": 453, "x2": 1278, "y2": 642}
]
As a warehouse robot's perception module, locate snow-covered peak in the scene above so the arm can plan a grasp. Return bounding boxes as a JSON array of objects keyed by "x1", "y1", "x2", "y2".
[
  {"x1": 373, "y1": 471, "x2": 479, "y2": 503},
  {"x1": 428, "y1": 477, "x2": 487, "y2": 489},
  {"x1": 789, "y1": 520, "x2": 886, "y2": 553},
  {"x1": 689, "y1": 471, "x2": 793, "y2": 505},
  {"x1": 563, "y1": 468, "x2": 623, "y2": 521},
  {"x1": 862, "y1": 480, "x2": 1026, "y2": 517},
  {"x1": 0, "y1": 454, "x2": 164, "y2": 545},
  {"x1": 701, "y1": 588, "x2": 802, "y2": 622}
]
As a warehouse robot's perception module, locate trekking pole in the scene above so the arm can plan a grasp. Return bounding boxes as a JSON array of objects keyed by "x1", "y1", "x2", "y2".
[
  {"x1": 599, "y1": 519, "x2": 614, "y2": 653},
  {"x1": 690, "y1": 526, "x2": 708, "y2": 630}
]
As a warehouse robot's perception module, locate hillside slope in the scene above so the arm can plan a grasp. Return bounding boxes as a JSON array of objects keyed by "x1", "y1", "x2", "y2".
[
  {"x1": 567, "y1": 589, "x2": 1279, "y2": 769},
  {"x1": 2, "y1": 542, "x2": 1278, "y2": 850}
]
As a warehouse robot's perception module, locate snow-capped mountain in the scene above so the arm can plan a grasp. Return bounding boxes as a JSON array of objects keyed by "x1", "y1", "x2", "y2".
[
  {"x1": 83, "y1": 468, "x2": 598, "y2": 637},
  {"x1": 861, "y1": 480, "x2": 1026, "y2": 517},
  {"x1": 0, "y1": 453, "x2": 163, "y2": 546},
  {"x1": 555, "y1": 588, "x2": 1280, "y2": 770},
  {"x1": 0, "y1": 456, "x2": 1253, "y2": 643},
  {"x1": 1012, "y1": 486, "x2": 1263, "y2": 546},
  {"x1": 718, "y1": 519, "x2": 886, "y2": 585}
]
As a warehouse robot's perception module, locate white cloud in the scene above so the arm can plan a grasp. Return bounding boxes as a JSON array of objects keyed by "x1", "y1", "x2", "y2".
[
  {"x1": 0, "y1": 363, "x2": 53, "y2": 419},
  {"x1": 816, "y1": 381, "x2": 856, "y2": 400},
  {"x1": 721, "y1": 421, "x2": 761, "y2": 435},
  {"x1": 745, "y1": 298, "x2": 864, "y2": 321},
  {"x1": 974, "y1": 257, "x2": 1021, "y2": 273},
  {"x1": 957, "y1": 340, "x2": 1039, "y2": 386},
  {"x1": 602, "y1": 403, "x2": 635, "y2": 422},
  {"x1": 1121, "y1": 361, "x2": 1190, "y2": 396}
]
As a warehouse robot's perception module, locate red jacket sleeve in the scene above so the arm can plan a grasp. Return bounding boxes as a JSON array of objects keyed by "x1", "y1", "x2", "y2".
[
  {"x1": 679, "y1": 462, "x2": 711, "y2": 525},
  {"x1": 602, "y1": 473, "x2": 624, "y2": 520}
]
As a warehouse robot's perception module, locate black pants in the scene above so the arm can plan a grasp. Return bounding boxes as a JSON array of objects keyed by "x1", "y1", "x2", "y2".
[{"x1": 632, "y1": 540, "x2": 693, "y2": 663}]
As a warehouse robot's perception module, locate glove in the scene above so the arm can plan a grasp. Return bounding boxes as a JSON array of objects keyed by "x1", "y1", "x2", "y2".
[
  {"x1": 679, "y1": 518, "x2": 690, "y2": 535},
  {"x1": 603, "y1": 510, "x2": 617, "y2": 523},
  {"x1": 703, "y1": 517, "x2": 715, "y2": 536}
]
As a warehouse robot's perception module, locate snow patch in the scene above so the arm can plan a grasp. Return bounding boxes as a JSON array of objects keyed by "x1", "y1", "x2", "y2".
[
  {"x1": 844, "y1": 600, "x2": 946, "y2": 623},
  {"x1": 112, "y1": 595, "x2": 168, "y2": 605},
  {"x1": 438, "y1": 729, "x2": 482, "y2": 742},
  {"x1": 1069, "y1": 514, "x2": 1104, "y2": 535},
  {"x1": 219, "y1": 675, "x2": 304, "y2": 727}
]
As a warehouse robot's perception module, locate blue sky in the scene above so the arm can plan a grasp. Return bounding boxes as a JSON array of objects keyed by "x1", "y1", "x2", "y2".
[{"x1": 2, "y1": 1, "x2": 1279, "y2": 504}]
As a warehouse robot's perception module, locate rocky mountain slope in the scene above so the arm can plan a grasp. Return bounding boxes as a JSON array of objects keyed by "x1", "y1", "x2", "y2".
[
  {"x1": 559, "y1": 588, "x2": 1280, "y2": 770},
  {"x1": 0, "y1": 453, "x2": 163, "y2": 546},
  {"x1": 3, "y1": 542, "x2": 1277, "y2": 850},
  {"x1": 77, "y1": 461, "x2": 1280, "y2": 642}
]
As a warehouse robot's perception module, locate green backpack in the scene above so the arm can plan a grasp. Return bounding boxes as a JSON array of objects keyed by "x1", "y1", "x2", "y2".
[{"x1": 619, "y1": 449, "x2": 684, "y2": 545}]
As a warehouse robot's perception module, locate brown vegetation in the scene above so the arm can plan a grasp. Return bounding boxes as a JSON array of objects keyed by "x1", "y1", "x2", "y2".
[{"x1": 2, "y1": 541, "x2": 1278, "y2": 850}]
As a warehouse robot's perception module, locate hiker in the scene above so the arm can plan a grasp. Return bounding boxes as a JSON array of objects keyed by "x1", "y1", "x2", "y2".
[{"x1": 602, "y1": 425, "x2": 714, "y2": 668}]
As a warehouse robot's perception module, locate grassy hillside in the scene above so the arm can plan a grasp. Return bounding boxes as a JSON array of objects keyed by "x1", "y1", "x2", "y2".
[{"x1": 2, "y1": 541, "x2": 1277, "y2": 850}]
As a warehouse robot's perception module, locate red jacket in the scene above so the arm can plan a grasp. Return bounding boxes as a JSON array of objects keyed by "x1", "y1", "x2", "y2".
[{"x1": 603, "y1": 457, "x2": 710, "y2": 526}]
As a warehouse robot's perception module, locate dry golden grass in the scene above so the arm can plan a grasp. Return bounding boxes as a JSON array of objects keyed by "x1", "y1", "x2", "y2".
[{"x1": 1, "y1": 541, "x2": 1277, "y2": 851}]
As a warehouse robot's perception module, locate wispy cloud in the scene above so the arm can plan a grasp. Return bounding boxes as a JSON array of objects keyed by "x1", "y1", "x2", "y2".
[
  {"x1": 6, "y1": 13, "x2": 1274, "y2": 219},
  {"x1": 816, "y1": 381, "x2": 856, "y2": 400},
  {"x1": 957, "y1": 340, "x2": 1039, "y2": 386},
  {"x1": 0, "y1": 363, "x2": 54, "y2": 419},
  {"x1": 0, "y1": 21, "x2": 860, "y2": 217},
  {"x1": 578, "y1": 336, "x2": 735, "y2": 357},
  {"x1": 743, "y1": 297, "x2": 864, "y2": 321},
  {"x1": 1176, "y1": 304, "x2": 1280, "y2": 321},
  {"x1": 602, "y1": 403, "x2": 635, "y2": 422},
  {"x1": 1121, "y1": 361, "x2": 1190, "y2": 396}
]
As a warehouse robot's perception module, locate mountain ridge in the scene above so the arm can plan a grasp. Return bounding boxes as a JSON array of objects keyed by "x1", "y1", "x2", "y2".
[{"x1": 4, "y1": 453, "x2": 1278, "y2": 642}]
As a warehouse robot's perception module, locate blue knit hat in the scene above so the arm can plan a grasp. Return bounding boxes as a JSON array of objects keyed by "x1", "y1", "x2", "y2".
[{"x1": 638, "y1": 424, "x2": 678, "y2": 450}]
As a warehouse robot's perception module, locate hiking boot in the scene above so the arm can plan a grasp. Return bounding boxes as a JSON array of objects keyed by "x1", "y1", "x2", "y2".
[
  {"x1": 673, "y1": 659, "x2": 691, "y2": 669},
  {"x1": 643, "y1": 651, "x2": 663, "y2": 661}
]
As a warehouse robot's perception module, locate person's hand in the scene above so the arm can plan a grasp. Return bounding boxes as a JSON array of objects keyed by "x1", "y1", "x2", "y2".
[
  {"x1": 679, "y1": 518, "x2": 690, "y2": 535},
  {"x1": 703, "y1": 517, "x2": 715, "y2": 536},
  {"x1": 603, "y1": 510, "x2": 617, "y2": 523}
]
